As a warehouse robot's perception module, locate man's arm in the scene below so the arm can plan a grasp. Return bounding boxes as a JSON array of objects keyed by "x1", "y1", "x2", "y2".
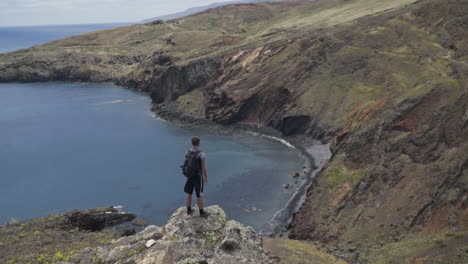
[
  {"x1": 201, "y1": 153, "x2": 208, "y2": 184},
  {"x1": 202, "y1": 160, "x2": 208, "y2": 184}
]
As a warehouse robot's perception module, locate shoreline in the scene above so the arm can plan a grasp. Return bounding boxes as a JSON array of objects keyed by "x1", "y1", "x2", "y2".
[{"x1": 150, "y1": 101, "x2": 330, "y2": 236}]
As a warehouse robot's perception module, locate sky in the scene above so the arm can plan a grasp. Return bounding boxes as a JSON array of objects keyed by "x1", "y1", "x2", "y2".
[{"x1": 0, "y1": 0, "x2": 235, "y2": 27}]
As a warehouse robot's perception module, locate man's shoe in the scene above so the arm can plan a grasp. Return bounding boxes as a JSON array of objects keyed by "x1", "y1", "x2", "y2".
[
  {"x1": 200, "y1": 211, "x2": 210, "y2": 218},
  {"x1": 187, "y1": 209, "x2": 193, "y2": 215}
]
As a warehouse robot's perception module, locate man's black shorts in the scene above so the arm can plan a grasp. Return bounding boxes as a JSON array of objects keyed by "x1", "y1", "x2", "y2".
[{"x1": 184, "y1": 176, "x2": 204, "y2": 198}]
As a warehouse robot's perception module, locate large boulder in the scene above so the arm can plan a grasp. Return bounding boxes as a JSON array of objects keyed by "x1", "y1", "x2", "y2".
[{"x1": 164, "y1": 206, "x2": 227, "y2": 238}]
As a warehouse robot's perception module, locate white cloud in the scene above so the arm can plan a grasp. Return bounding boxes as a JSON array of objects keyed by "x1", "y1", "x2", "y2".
[{"x1": 0, "y1": 0, "x2": 236, "y2": 26}]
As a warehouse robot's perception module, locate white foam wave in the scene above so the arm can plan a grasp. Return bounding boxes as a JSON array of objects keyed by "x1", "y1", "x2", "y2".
[
  {"x1": 92, "y1": 100, "x2": 133, "y2": 105},
  {"x1": 262, "y1": 135, "x2": 296, "y2": 149},
  {"x1": 247, "y1": 131, "x2": 295, "y2": 149}
]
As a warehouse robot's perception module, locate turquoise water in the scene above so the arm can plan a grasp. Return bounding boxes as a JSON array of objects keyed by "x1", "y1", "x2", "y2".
[{"x1": 0, "y1": 83, "x2": 303, "y2": 231}]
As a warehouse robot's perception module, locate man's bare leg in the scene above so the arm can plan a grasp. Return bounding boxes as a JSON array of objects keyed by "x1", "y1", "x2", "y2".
[
  {"x1": 197, "y1": 196, "x2": 203, "y2": 210},
  {"x1": 198, "y1": 196, "x2": 210, "y2": 217},
  {"x1": 186, "y1": 194, "x2": 193, "y2": 215}
]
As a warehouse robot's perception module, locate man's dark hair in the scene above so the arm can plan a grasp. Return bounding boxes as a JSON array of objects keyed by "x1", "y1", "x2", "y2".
[{"x1": 192, "y1": 136, "x2": 200, "y2": 146}]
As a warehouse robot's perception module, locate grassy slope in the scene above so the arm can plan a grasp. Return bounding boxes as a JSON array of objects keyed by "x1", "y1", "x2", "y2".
[
  {"x1": 0, "y1": 0, "x2": 417, "y2": 65},
  {"x1": 284, "y1": 1, "x2": 468, "y2": 262},
  {"x1": 263, "y1": 238, "x2": 348, "y2": 264},
  {"x1": 293, "y1": 5, "x2": 466, "y2": 128},
  {"x1": 0, "y1": 213, "x2": 115, "y2": 264}
]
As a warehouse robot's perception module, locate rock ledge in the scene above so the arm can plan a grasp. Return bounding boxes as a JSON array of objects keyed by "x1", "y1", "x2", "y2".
[{"x1": 69, "y1": 205, "x2": 271, "y2": 264}]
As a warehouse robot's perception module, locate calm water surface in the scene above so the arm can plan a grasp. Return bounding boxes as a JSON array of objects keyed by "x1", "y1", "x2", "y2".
[
  {"x1": 0, "y1": 24, "x2": 304, "y2": 231},
  {"x1": 0, "y1": 83, "x2": 303, "y2": 231}
]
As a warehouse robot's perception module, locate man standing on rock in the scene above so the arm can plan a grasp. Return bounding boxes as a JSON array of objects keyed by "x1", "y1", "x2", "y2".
[{"x1": 183, "y1": 136, "x2": 210, "y2": 217}]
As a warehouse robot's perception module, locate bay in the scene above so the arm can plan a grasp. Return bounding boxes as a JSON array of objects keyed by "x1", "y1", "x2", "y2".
[
  {"x1": 0, "y1": 23, "x2": 305, "y2": 232},
  {"x1": 0, "y1": 82, "x2": 303, "y2": 231}
]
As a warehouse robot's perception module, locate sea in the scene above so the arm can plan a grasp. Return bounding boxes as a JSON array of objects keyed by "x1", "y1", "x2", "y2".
[
  {"x1": 0, "y1": 24, "x2": 305, "y2": 232},
  {"x1": 0, "y1": 24, "x2": 130, "y2": 53}
]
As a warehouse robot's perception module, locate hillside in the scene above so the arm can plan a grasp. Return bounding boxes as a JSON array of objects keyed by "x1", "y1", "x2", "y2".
[
  {"x1": 0, "y1": 0, "x2": 420, "y2": 81},
  {"x1": 0, "y1": 0, "x2": 467, "y2": 263}
]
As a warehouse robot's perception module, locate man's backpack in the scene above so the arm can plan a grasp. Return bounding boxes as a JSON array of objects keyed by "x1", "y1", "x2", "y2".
[{"x1": 182, "y1": 150, "x2": 201, "y2": 178}]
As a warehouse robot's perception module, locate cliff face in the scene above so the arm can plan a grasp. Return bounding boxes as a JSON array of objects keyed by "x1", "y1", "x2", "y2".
[
  {"x1": 290, "y1": 90, "x2": 468, "y2": 262},
  {"x1": 287, "y1": 1, "x2": 468, "y2": 262},
  {"x1": 1, "y1": 0, "x2": 467, "y2": 262}
]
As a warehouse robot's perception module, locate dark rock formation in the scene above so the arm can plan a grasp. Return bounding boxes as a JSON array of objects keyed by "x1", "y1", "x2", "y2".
[
  {"x1": 149, "y1": 58, "x2": 220, "y2": 103},
  {"x1": 65, "y1": 207, "x2": 136, "y2": 231},
  {"x1": 270, "y1": 115, "x2": 311, "y2": 136},
  {"x1": 152, "y1": 54, "x2": 173, "y2": 66},
  {"x1": 147, "y1": 20, "x2": 164, "y2": 25},
  {"x1": 112, "y1": 225, "x2": 137, "y2": 237}
]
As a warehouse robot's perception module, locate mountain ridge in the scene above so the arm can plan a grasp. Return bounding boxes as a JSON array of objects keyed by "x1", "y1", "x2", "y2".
[{"x1": 141, "y1": 0, "x2": 285, "y2": 22}]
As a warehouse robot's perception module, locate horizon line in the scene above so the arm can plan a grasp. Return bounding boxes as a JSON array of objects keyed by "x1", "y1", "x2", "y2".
[{"x1": 0, "y1": 21, "x2": 137, "y2": 28}]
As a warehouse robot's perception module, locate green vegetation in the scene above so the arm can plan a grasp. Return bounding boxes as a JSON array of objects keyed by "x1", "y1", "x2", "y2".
[
  {"x1": 263, "y1": 238, "x2": 347, "y2": 264},
  {"x1": 324, "y1": 154, "x2": 368, "y2": 190},
  {"x1": 0, "y1": 213, "x2": 115, "y2": 264},
  {"x1": 446, "y1": 188, "x2": 460, "y2": 202},
  {"x1": 6, "y1": 251, "x2": 75, "y2": 264},
  {"x1": 177, "y1": 258, "x2": 202, "y2": 264},
  {"x1": 175, "y1": 88, "x2": 206, "y2": 117},
  {"x1": 199, "y1": 230, "x2": 223, "y2": 249},
  {"x1": 361, "y1": 231, "x2": 468, "y2": 264},
  {"x1": 295, "y1": 11, "x2": 463, "y2": 129}
]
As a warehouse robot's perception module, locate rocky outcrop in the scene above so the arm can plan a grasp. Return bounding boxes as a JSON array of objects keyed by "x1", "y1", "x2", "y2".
[
  {"x1": 0, "y1": 207, "x2": 135, "y2": 264},
  {"x1": 65, "y1": 207, "x2": 136, "y2": 231},
  {"x1": 0, "y1": 53, "x2": 141, "y2": 83},
  {"x1": 1, "y1": 206, "x2": 345, "y2": 264},
  {"x1": 116, "y1": 55, "x2": 221, "y2": 100},
  {"x1": 270, "y1": 115, "x2": 312, "y2": 136},
  {"x1": 148, "y1": 58, "x2": 220, "y2": 104},
  {"x1": 68, "y1": 206, "x2": 271, "y2": 264}
]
